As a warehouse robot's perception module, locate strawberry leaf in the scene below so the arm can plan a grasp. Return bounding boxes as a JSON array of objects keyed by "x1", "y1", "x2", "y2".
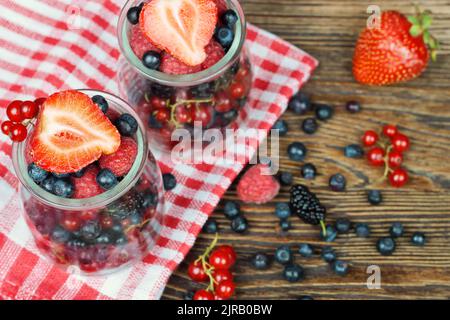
[
  {"x1": 407, "y1": 15, "x2": 420, "y2": 25},
  {"x1": 421, "y1": 15, "x2": 432, "y2": 29},
  {"x1": 409, "y1": 25, "x2": 422, "y2": 37}
]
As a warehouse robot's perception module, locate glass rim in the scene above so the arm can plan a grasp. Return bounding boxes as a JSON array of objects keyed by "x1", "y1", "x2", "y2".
[
  {"x1": 117, "y1": 0, "x2": 247, "y2": 87},
  {"x1": 12, "y1": 89, "x2": 150, "y2": 211}
]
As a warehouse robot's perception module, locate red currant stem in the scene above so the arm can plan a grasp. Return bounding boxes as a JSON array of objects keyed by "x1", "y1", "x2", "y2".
[
  {"x1": 194, "y1": 233, "x2": 220, "y2": 292},
  {"x1": 168, "y1": 98, "x2": 214, "y2": 128},
  {"x1": 123, "y1": 218, "x2": 151, "y2": 234},
  {"x1": 320, "y1": 220, "x2": 327, "y2": 237}
]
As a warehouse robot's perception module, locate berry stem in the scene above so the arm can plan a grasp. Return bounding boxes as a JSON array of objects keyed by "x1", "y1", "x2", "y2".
[
  {"x1": 320, "y1": 220, "x2": 327, "y2": 237},
  {"x1": 195, "y1": 233, "x2": 220, "y2": 292}
]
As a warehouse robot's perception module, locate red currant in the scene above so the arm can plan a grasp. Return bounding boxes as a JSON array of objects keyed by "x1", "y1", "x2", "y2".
[
  {"x1": 175, "y1": 106, "x2": 192, "y2": 124},
  {"x1": 367, "y1": 147, "x2": 385, "y2": 166},
  {"x1": 230, "y1": 82, "x2": 246, "y2": 99},
  {"x1": 388, "y1": 150, "x2": 403, "y2": 168},
  {"x1": 61, "y1": 213, "x2": 81, "y2": 232},
  {"x1": 213, "y1": 269, "x2": 233, "y2": 285},
  {"x1": 20, "y1": 101, "x2": 39, "y2": 119},
  {"x1": 216, "y1": 245, "x2": 236, "y2": 265},
  {"x1": 215, "y1": 280, "x2": 235, "y2": 299},
  {"x1": 209, "y1": 248, "x2": 234, "y2": 270},
  {"x1": 150, "y1": 96, "x2": 167, "y2": 109},
  {"x1": 382, "y1": 124, "x2": 398, "y2": 138},
  {"x1": 6, "y1": 100, "x2": 24, "y2": 122},
  {"x1": 214, "y1": 92, "x2": 233, "y2": 113},
  {"x1": 79, "y1": 210, "x2": 98, "y2": 221},
  {"x1": 153, "y1": 108, "x2": 170, "y2": 122},
  {"x1": 391, "y1": 133, "x2": 410, "y2": 153},
  {"x1": 1, "y1": 120, "x2": 14, "y2": 135},
  {"x1": 362, "y1": 130, "x2": 378, "y2": 147},
  {"x1": 236, "y1": 67, "x2": 249, "y2": 81},
  {"x1": 192, "y1": 104, "x2": 212, "y2": 126},
  {"x1": 9, "y1": 123, "x2": 27, "y2": 142},
  {"x1": 389, "y1": 168, "x2": 409, "y2": 188},
  {"x1": 100, "y1": 215, "x2": 114, "y2": 229},
  {"x1": 34, "y1": 97, "x2": 47, "y2": 108},
  {"x1": 193, "y1": 290, "x2": 214, "y2": 300},
  {"x1": 187, "y1": 261, "x2": 208, "y2": 282}
]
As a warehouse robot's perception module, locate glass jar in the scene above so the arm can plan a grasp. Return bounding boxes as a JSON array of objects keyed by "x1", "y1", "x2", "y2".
[
  {"x1": 117, "y1": 0, "x2": 252, "y2": 147},
  {"x1": 12, "y1": 90, "x2": 165, "y2": 275}
]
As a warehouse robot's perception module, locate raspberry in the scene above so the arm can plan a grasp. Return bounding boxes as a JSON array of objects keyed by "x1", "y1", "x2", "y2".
[
  {"x1": 129, "y1": 24, "x2": 161, "y2": 59},
  {"x1": 201, "y1": 40, "x2": 225, "y2": 70},
  {"x1": 99, "y1": 137, "x2": 138, "y2": 177},
  {"x1": 72, "y1": 165, "x2": 103, "y2": 199},
  {"x1": 160, "y1": 53, "x2": 202, "y2": 75},
  {"x1": 237, "y1": 164, "x2": 280, "y2": 204}
]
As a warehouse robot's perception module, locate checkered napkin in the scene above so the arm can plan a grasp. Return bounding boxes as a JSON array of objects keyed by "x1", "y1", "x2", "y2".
[{"x1": 0, "y1": 0, "x2": 317, "y2": 300}]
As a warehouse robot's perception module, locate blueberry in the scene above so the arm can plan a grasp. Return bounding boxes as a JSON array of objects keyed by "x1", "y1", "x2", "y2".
[
  {"x1": 332, "y1": 260, "x2": 350, "y2": 276},
  {"x1": 96, "y1": 232, "x2": 113, "y2": 245},
  {"x1": 97, "y1": 169, "x2": 118, "y2": 190},
  {"x1": 274, "y1": 245, "x2": 292, "y2": 265},
  {"x1": 329, "y1": 173, "x2": 346, "y2": 192},
  {"x1": 111, "y1": 223, "x2": 124, "y2": 234},
  {"x1": 115, "y1": 235, "x2": 128, "y2": 246},
  {"x1": 301, "y1": 163, "x2": 317, "y2": 180},
  {"x1": 279, "y1": 219, "x2": 292, "y2": 231},
  {"x1": 298, "y1": 295, "x2": 314, "y2": 300},
  {"x1": 190, "y1": 82, "x2": 214, "y2": 98},
  {"x1": 184, "y1": 290, "x2": 195, "y2": 300},
  {"x1": 151, "y1": 83, "x2": 174, "y2": 99},
  {"x1": 203, "y1": 219, "x2": 218, "y2": 234},
  {"x1": 91, "y1": 95, "x2": 108, "y2": 114},
  {"x1": 129, "y1": 212, "x2": 142, "y2": 225},
  {"x1": 344, "y1": 144, "x2": 364, "y2": 158},
  {"x1": 411, "y1": 232, "x2": 426, "y2": 246},
  {"x1": 335, "y1": 218, "x2": 351, "y2": 234},
  {"x1": 288, "y1": 92, "x2": 311, "y2": 115},
  {"x1": 163, "y1": 173, "x2": 177, "y2": 190},
  {"x1": 28, "y1": 163, "x2": 48, "y2": 184},
  {"x1": 231, "y1": 216, "x2": 248, "y2": 233},
  {"x1": 298, "y1": 243, "x2": 314, "y2": 257},
  {"x1": 41, "y1": 176, "x2": 56, "y2": 194},
  {"x1": 321, "y1": 246, "x2": 336, "y2": 263},
  {"x1": 346, "y1": 101, "x2": 361, "y2": 113},
  {"x1": 377, "y1": 237, "x2": 396, "y2": 255},
  {"x1": 251, "y1": 253, "x2": 271, "y2": 270},
  {"x1": 221, "y1": 9, "x2": 239, "y2": 27},
  {"x1": 278, "y1": 171, "x2": 293, "y2": 186},
  {"x1": 223, "y1": 200, "x2": 240, "y2": 220},
  {"x1": 302, "y1": 118, "x2": 318, "y2": 134},
  {"x1": 215, "y1": 26, "x2": 234, "y2": 48},
  {"x1": 355, "y1": 223, "x2": 371, "y2": 238},
  {"x1": 272, "y1": 120, "x2": 288, "y2": 136},
  {"x1": 72, "y1": 167, "x2": 86, "y2": 178},
  {"x1": 275, "y1": 202, "x2": 291, "y2": 219},
  {"x1": 66, "y1": 238, "x2": 87, "y2": 250},
  {"x1": 52, "y1": 172, "x2": 71, "y2": 179},
  {"x1": 368, "y1": 190, "x2": 383, "y2": 205},
  {"x1": 288, "y1": 142, "x2": 307, "y2": 161},
  {"x1": 321, "y1": 224, "x2": 338, "y2": 242},
  {"x1": 80, "y1": 220, "x2": 101, "y2": 241},
  {"x1": 142, "y1": 191, "x2": 157, "y2": 208},
  {"x1": 283, "y1": 264, "x2": 304, "y2": 282},
  {"x1": 51, "y1": 226, "x2": 70, "y2": 243},
  {"x1": 142, "y1": 51, "x2": 161, "y2": 70},
  {"x1": 126, "y1": 6, "x2": 142, "y2": 25},
  {"x1": 314, "y1": 103, "x2": 334, "y2": 121},
  {"x1": 148, "y1": 114, "x2": 163, "y2": 129},
  {"x1": 115, "y1": 113, "x2": 138, "y2": 136},
  {"x1": 53, "y1": 179, "x2": 74, "y2": 198},
  {"x1": 390, "y1": 222, "x2": 404, "y2": 238}
]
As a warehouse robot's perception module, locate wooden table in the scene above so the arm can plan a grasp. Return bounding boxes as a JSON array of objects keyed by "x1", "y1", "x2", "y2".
[{"x1": 162, "y1": 0, "x2": 450, "y2": 300}]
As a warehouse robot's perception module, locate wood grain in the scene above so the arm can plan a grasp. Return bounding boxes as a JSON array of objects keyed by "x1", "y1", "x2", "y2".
[{"x1": 162, "y1": 0, "x2": 450, "y2": 300}]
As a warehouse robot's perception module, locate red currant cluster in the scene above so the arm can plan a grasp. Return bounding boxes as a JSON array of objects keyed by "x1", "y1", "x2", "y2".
[
  {"x1": 1, "y1": 98, "x2": 45, "y2": 142},
  {"x1": 362, "y1": 124, "x2": 410, "y2": 187},
  {"x1": 188, "y1": 234, "x2": 236, "y2": 300}
]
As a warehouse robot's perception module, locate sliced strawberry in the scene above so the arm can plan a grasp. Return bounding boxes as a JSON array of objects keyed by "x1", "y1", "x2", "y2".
[
  {"x1": 99, "y1": 137, "x2": 138, "y2": 177},
  {"x1": 140, "y1": 0, "x2": 218, "y2": 66},
  {"x1": 160, "y1": 53, "x2": 202, "y2": 75},
  {"x1": 30, "y1": 91, "x2": 120, "y2": 174},
  {"x1": 129, "y1": 24, "x2": 161, "y2": 60},
  {"x1": 72, "y1": 165, "x2": 103, "y2": 199},
  {"x1": 201, "y1": 40, "x2": 225, "y2": 70}
]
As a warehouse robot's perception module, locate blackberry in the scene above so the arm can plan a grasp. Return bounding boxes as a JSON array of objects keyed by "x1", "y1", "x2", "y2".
[
  {"x1": 106, "y1": 190, "x2": 145, "y2": 220},
  {"x1": 290, "y1": 185, "x2": 327, "y2": 233}
]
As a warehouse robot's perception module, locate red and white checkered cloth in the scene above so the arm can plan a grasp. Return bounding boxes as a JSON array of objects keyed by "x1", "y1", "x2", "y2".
[{"x1": 0, "y1": 0, "x2": 317, "y2": 299}]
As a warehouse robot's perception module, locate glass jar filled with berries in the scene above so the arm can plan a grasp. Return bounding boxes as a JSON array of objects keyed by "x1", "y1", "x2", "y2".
[
  {"x1": 117, "y1": 0, "x2": 252, "y2": 147},
  {"x1": 10, "y1": 90, "x2": 165, "y2": 275}
]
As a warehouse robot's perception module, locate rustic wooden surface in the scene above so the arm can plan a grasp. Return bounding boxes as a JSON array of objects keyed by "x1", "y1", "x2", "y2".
[{"x1": 162, "y1": 0, "x2": 450, "y2": 300}]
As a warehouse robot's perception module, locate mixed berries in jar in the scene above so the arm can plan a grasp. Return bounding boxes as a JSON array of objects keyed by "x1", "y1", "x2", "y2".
[
  {"x1": 117, "y1": 0, "x2": 252, "y2": 145},
  {"x1": 9, "y1": 90, "x2": 164, "y2": 275}
]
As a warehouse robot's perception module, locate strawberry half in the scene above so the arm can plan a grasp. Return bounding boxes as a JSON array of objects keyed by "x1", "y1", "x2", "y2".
[
  {"x1": 30, "y1": 91, "x2": 121, "y2": 174},
  {"x1": 140, "y1": 0, "x2": 218, "y2": 66}
]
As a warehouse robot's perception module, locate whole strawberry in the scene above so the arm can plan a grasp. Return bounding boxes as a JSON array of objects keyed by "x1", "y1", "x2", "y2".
[{"x1": 353, "y1": 9, "x2": 439, "y2": 86}]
